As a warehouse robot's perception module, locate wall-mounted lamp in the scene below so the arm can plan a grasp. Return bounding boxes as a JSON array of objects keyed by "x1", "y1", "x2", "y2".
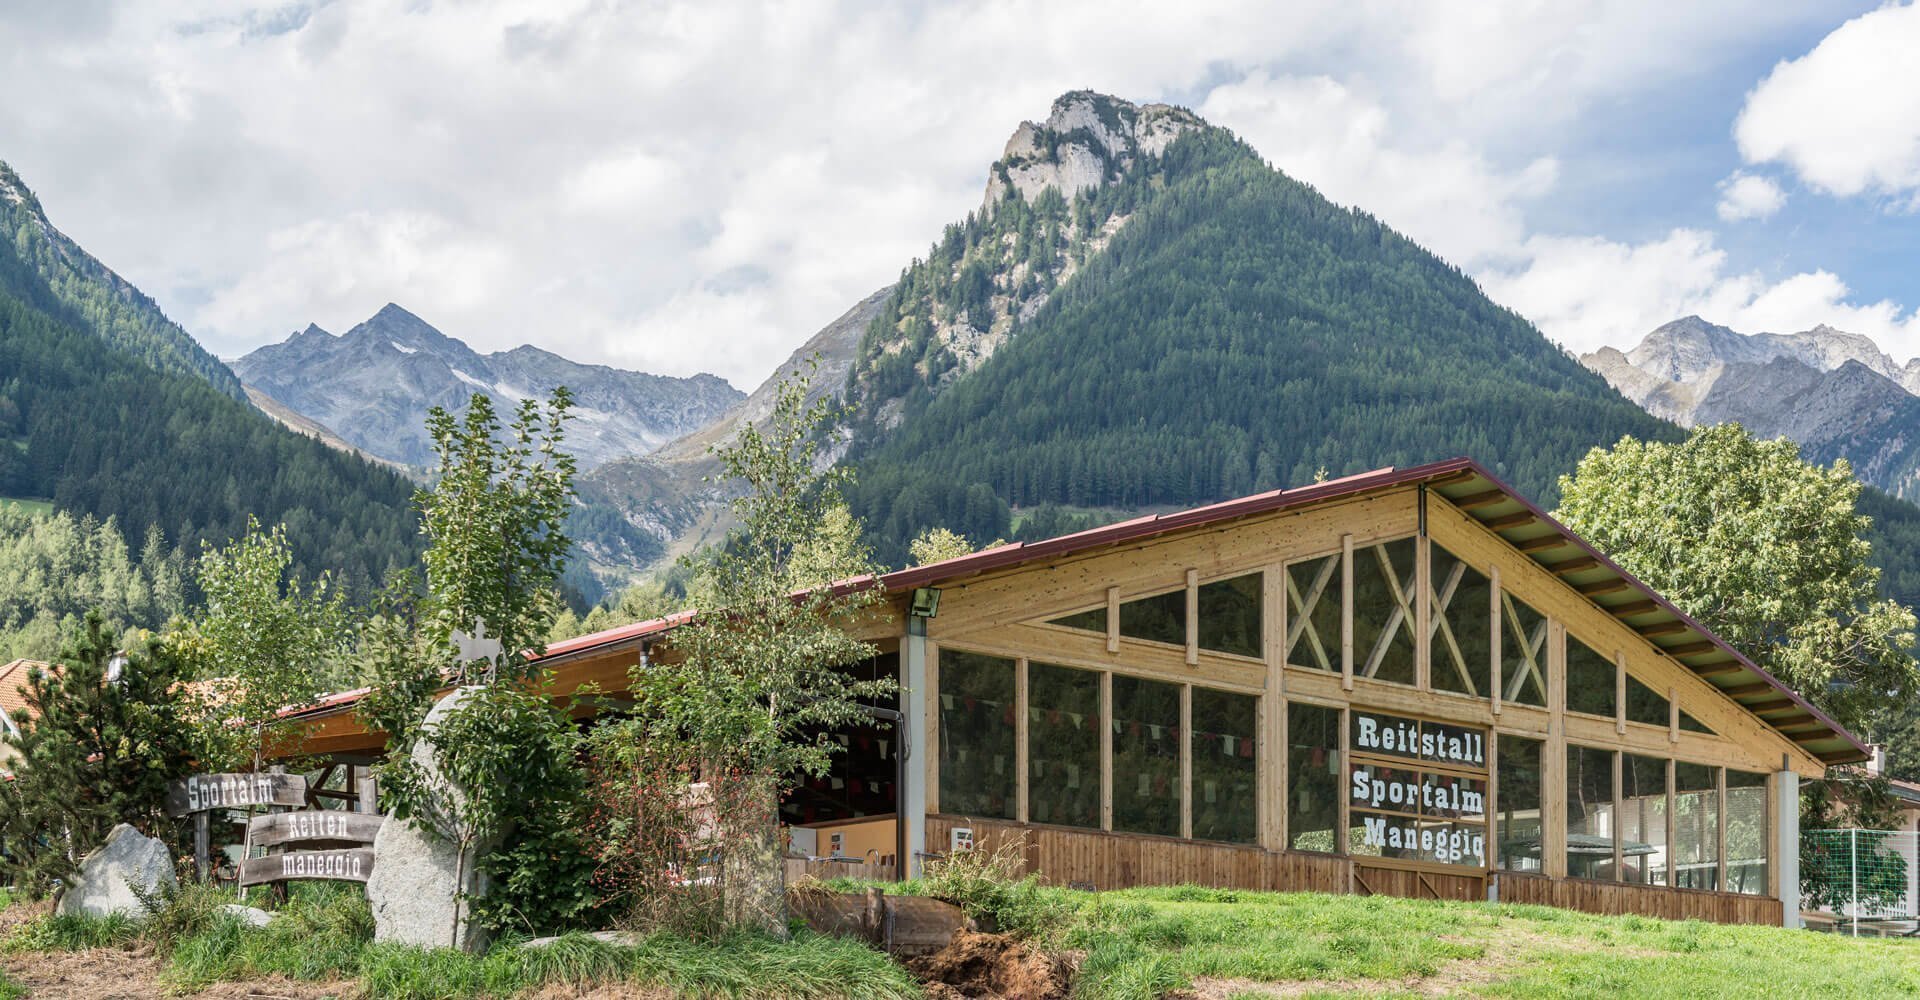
[{"x1": 909, "y1": 587, "x2": 942, "y2": 619}]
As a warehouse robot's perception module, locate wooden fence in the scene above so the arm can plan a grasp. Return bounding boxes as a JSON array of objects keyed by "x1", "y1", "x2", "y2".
[{"x1": 927, "y1": 815, "x2": 1779, "y2": 926}]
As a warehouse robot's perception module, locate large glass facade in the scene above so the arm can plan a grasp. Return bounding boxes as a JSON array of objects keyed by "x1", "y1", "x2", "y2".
[
  {"x1": 937, "y1": 651, "x2": 1017, "y2": 819},
  {"x1": 1429, "y1": 543, "x2": 1492, "y2": 697},
  {"x1": 1287, "y1": 702, "x2": 1342, "y2": 852},
  {"x1": 1567, "y1": 744, "x2": 1616, "y2": 879},
  {"x1": 1725, "y1": 769, "x2": 1768, "y2": 895},
  {"x1": 1285, "y1": 554, "x2": 1341, "y2": 671},
  {"x1": 1191, "y1": 687, "x2": 1258, "y2": 844},
  {"x1": 1197, "y1": 574, "x2": 1262, "y2": 657},
  {"x1": 1119, "y1": 590, "x2": 1186, "y2": 646},
  {"x1": 1497, "y1": 735, "x2": 1543, "y2": 872},
  {"x1": 1674, "y1": 762, "x2": 1721, "y2": 890},
  {"x1": 1621, "y1": 754, "x2": 1669, "y2": 885},
  {"x1": 1111, "y1": 675, "x2": 1181, "y2": 837},
  {"x1": 1565, "y1": 637, "x2": 1617, "y2": 718},
  {"x1": 1352, "y1": 538, "x2": 1418, "y2": 685},
  {"x1": 1027, "y1": 662, "x2": 1102, "y2": 828}
]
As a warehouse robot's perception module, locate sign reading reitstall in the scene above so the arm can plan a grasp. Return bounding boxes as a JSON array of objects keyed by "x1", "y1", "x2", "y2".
[
  {"x1": 165, "y1": 773, "x2": 309, "y2": 817},
  {"x1": 1346, "y1": 710, "x2": 1490, "y2": 869}
]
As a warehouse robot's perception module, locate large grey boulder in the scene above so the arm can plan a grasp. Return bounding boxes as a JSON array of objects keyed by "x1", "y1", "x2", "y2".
[
  {"x1": 365, "y1": 686, "x2": 498, "y2": 952},
  {"x1": 55, "y1": 823, "x2": 176, "y2": 919}
]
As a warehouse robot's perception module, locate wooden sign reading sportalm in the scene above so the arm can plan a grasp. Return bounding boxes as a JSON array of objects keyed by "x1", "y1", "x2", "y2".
[
  {"x1": 247, "y1": 810, "x2": 384, "y2": 849},
  {"x1": 165, "y1": 773, "x2": 308, "y2": 817},
  {"x1": 238, "y1": 848, "x2": 375, "y2": 887}
]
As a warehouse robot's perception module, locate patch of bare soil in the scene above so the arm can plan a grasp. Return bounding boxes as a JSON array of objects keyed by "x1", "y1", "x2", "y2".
[
  {"x1": 523, "y1": 985, "x2": 674, "y2": 1000},
  {"x1": 2, "y1": 946, "x2": 356, "y2": 1000},
  {"x1": 906, "y1": 930, "x2": 1075, "y2": 1000}
]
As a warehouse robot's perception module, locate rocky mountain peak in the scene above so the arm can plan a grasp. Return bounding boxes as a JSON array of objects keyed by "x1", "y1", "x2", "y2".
[
  {"x1": 982, "y1": 91, "x2": 1206, "y2": 213},
  {"x1": 0, "y1": 161, "x2": 43, "y2": 217}
]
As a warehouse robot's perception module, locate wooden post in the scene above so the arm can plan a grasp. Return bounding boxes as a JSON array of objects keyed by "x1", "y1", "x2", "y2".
[
  {"x1": 1340, "y1": 535, "x2": 1354, "y2": 691},
  {"x1": 194, "y1": 811, "x2": 210, "y2": 881},
  {"x1": 1717, "y1": 765, "x2": 1729, "y2": 892},
  {"x1": 1490, "y1": 566, "x2": 1503, "y2": 716},
  {"x1": 1015, "y1": 658, "x2": 1030, "y2": 825},
  {"x1": 358, "y1": 767, "x2": 378, "y2": 814},
  {"x1": 1543, "y1": 622, "x2": 1568, "y2": 879},
  {"x1": 1263, "y1": 565, "x2": 1286, "y2": 851},
  {"x1": 1179, "y1": 684, "x2": 1193, "y2": 840},
  {"x1": 1614, "y1": 652, "x2": 1627, "y2": 736},
  {"x1": 1415, "y1": 535, "x2": 1431, "y2": 690},
  {"x1": 1099, "y1": 671, "x2": 1114, "y2": 832},
  {"x1": 1668, "y1": 688, "x2": 1680, "y2": 745},
  {"x1": 1667, "y1": 757, "x2": 1677, "y2": 889},
  {"x1": 1185, "y1": 569, "x2": 1200, "y2": 667},
  {"x1": 1335, "y1": 706, "x2": 1351, "y2": 856},
  {"x1": 1611, "y1": 750, "x2": 1623, "y2": 882},
  {"x1": 1105, "y1": 586, "x2": 1121, "y2": 655}
]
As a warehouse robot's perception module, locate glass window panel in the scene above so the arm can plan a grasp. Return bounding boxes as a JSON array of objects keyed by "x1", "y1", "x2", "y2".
[
  {"x1": 1565, "y1": 637, "x2": 1617, "y2": 718},
  {"x1": 1429, "y1": 543, "x2": 1491, "y2": 697},
  {"x1": 937, "y1": 651, "x2": 1017, "y2": 820},
  {"x1": 1192, "y1": 687, "x2": 1258, "y2": 844},
  {"x1": 1353, "y1": 537, "x2": 1417, "y2": 686},
  {"x1": 1028, "y1": 663, "x2": 1102, "y2": 829},
  {"x1": 1286, "y1": 702, "x2": 1341, "y2": 853},
  {"x1": 1119, "y1": 589, "x2": 1186, "y2": 646},
  {"x1": 1497, "y1": 735, "x2": 1543, "y2": 872},
  {"x1": 1622, "y1": 755, "x2": 1669, "y2": 885},
  {"x1": 1111, "y1": 675, "x2": 1181, "y2": 837},
  {"x1": 1285, "y1": 555, "x2": 1341, "y2": 671},
  {"x1": 1567, "y1": 745, "x2": 1616, "y2": 880},
  {"x1": 1048, "y1": 606, "x2": 1107, "y2": 633},
  {"x1": 1674, "y1": 762, "x2": 1721, "y2": 891},
  {"x1": 1499, "y1": 591, "x2": 1548, "y2": 707},
  {"x1": 1679, "y1": 710, "x2": 1714, "y2": 735},
  {"x1": 1626, "y1": 673, "x2": 1668, "y2": 727},
  {"x1": 1198, "y1": 574, "x2": 1262, "y2": 658},
  {"x1": 1726, "y1": 769, "x2": 1768, "y2": 896}
]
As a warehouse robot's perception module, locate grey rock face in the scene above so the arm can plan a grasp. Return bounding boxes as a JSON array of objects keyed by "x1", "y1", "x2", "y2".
[
  {"x1": 365, "y1": 687, "x2": 498, "y2": 952},
  {"x1": 232, "y1": 304, "x2": 743, "y2": 470},
  {"x1": 982, "y1": 91, "x2": 1204, "y2": 213},
  {"x1": 54, "y1": 823, "x2": 176, "y2": 919},
  {"x1": 1584, "y1": 317, "x2": 1920, "y2": 499}
]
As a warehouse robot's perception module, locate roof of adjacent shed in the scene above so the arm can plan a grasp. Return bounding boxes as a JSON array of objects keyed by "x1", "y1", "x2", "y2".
[{"x1": 282, "y1": 457, "x2": 1868, "y2": 764}]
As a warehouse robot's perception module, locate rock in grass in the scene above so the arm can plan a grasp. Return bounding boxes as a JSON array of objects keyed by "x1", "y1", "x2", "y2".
[
  {"x1": 220, "y1": 904, "x2": 273, "y2": 928},
  {"x1": 54, "y1": 823, "x2": 177, "y2": 919},
  {"x1": 521, "y1": 930, "x2": 645, "y2": 949},
  {"x1": 366, "y1": 686, "x2": 497, "y2": 953}
]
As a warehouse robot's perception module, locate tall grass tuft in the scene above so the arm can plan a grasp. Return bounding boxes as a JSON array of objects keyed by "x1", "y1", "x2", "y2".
[{"x1": 914, "y1": 836, "x2": 1075, "y2": 941}]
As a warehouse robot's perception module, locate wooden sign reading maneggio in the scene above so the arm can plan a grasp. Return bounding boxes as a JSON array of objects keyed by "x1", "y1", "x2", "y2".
[
  {"x1": 165, "y1": 773, "x2": 309, "y2": 817},
  {"x1": 247, "y1": 810, "x2": 384, "y2": 849},
  {"x1": 238, "y1": 848, "x2": 375, "y2": 887}
]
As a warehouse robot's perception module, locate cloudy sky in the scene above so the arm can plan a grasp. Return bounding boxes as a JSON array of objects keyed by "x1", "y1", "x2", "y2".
[{"x1": 3, "y1": 0, "x2": 1919, "y2": 390}]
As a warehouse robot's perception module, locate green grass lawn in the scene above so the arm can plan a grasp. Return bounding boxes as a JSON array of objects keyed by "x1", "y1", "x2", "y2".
[{"x1": 0, "y1": 497, "x2": 53, "y2": 517}]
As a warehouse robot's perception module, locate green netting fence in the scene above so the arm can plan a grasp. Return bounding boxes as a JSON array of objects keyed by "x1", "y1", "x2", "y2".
[{"x1": 1802, "y1": 828, "x2": 1916, "y2": 934}]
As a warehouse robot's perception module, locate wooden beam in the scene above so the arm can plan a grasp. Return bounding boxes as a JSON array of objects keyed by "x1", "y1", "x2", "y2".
[
  {"x1": 1745, "y1": 698, "x2": 1795, "y2": 713},
  {"x1": 1695, "y1": 662, "x2": 1745, "y2": 678},
  {"x1": 1518, "y1": 534, "x2": 1568, "y2": 553},
  {"x1": 1485, "y1": 511, "x2": 1538, "y2": 531},
  {"x1": 1636, "y1": 621, "x2": 1689, "y2": 638},
  {"x1": 1722, "y1": 682, "x2": 1774, "y2": 698},
  {"x1": 1767, "y1": 713, "x2": 1816, "y2": 727},
  {"x1": 1664, "y1": 641, "x2": 1717, "y2": 657},
  {"x1": 1607, "y1": 599, "x2": 1659, "y2": 618},
  {"x1": 1550, "y1": 557, "x2": 1600, "y2": 575},
  {"x1": 1576, "y1": 578, "x2": 1631, "y2": 597},
  {"x1": 1790, "y1": 730, "x2": 1836, "y2": 744},
  {"x1": 1452, "y1": 489, "x2": 1506, "y2": 510},
  {"x1": 1428, "y1": 470, "x2": 1477, "y2": 488}
]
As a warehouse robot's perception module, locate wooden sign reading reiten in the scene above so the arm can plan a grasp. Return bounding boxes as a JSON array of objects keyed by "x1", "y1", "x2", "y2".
[
  {"x1": 238, "y1": 848, "x2": 375, "y2": 886},
  {"x1": 247, "y1": 810, "x2": 384, "y2": 850},
  {"x1": 165, "y1": 773, "x2": 308, "y2": 817}
]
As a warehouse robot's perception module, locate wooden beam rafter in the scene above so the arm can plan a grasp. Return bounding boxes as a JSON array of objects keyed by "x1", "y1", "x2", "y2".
[
  {"x1": 1451, "y1": 489, "x2": 1507, "y2": 510},
  {"x1": 1485, "y1": 511, "x2": 1538, "y2": 531},
  {"x1": 1637, "y1": 621, "x2": 1689, "y2": 638},
  {"x1": 1550, "y1": 557, "x2": 1600, "y2": 575},
  {"x1": 1576, "y1": 579, "x2": 1632, "y2": 597},
  {"x1": 1722, "y1": 682, "x2": 1774, "y2": 698},
  {"x1": 1517, "y1": 535, "x2": 1569, "y2": 553},
  {"x1": 1664, "y1": 641, "x2": 1717, "y2": 657},
  {"x1": 1607, "y1": 599, "x2": 1659, "y2": 618}
]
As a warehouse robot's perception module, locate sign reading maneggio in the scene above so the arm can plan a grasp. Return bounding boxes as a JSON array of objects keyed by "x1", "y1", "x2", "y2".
[
  {"x1": 1346, "y1": 710, "x2": 1489, "y2": 868},
  {"x1": 238, "y1": 848, "x2": 375, "y2": 886},
  {"x1": 165, "y1": 773, "x2": 309, "y2": 817}
]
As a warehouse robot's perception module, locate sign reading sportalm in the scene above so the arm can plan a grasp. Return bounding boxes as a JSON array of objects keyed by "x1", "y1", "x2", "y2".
[
  {"x1": 1349, "y1": 711, "x2": 1485, "y2": 768},
  {"x1": 165, "y1": 773, "x2": 308, "y2": 817},
  {"x1": 238, "y1": 848, "x2": 375, "y2": 886}
]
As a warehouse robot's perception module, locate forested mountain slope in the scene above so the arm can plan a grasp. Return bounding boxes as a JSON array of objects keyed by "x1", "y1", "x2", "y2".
[
  {"x1": 840, "y1": 114, "x2": 1676, "y2": 564},
  {"x1": 0, "y1": 206, "x2": 420, "y2": 593},
  {"x1": 0, "y1": 161, "x2": 245, "y2": 399}
]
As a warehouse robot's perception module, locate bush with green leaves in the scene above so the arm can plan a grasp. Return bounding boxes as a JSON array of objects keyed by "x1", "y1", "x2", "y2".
[{"x1": 917, "y1": 837, "x2": 1073, "y2": 941}]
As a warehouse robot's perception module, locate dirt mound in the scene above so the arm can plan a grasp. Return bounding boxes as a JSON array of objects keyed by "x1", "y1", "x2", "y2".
[{"x1": 907, "y1": 930, "x2": 1073, "y2": 1000}]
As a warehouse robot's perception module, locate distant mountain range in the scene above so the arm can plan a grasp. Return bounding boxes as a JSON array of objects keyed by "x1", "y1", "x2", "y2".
[
  {"x1": 232, "y1": 305, "x2": 742, "y2": 471},
  {"x1": 1584, "y1": 317, "x2": 1920, "y2": 500}
]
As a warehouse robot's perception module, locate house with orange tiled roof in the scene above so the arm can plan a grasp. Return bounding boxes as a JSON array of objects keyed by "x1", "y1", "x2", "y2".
[{"x1": 0, "y1": 658, "x2": 50, "y2": 759}]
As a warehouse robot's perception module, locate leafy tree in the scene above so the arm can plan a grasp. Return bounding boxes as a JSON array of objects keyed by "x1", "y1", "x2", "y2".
[
  {"x1": 1555, "y1": 425, "x2": 1918, "y2": 731},
  {"x1": 1800, "y1": 769, "x2": 1908, "y2": 916},
  {"x1": 909, "y1": 526, "x2": 977, "y2": 566},
  {"x1": 361, "y1": 390, "x2": 589, "y2": 947},
  {"x1": 172, "y1": 516, "x2": 353, "y2": 771},
  {"x1": 623, "y1": 362, "x2": 891, "y2": 933},
  {"x1": 0, "y1": 612, "x2": 194, "y2": 896}
]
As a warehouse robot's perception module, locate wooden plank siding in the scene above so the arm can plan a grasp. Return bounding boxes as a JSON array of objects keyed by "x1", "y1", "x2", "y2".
[{"x1": 1496, "y1": 873, "x2": 1778, "y2": 925}]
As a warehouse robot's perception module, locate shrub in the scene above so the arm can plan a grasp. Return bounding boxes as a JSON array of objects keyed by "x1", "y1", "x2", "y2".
[{"x1": 919, "y1": 837, "x2": 1073, "y2": 940}]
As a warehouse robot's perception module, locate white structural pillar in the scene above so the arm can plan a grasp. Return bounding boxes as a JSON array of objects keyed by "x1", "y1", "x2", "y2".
[
  {"x1": 901, "y1": 621, "x2": 930, "y2": 877},
  {"x1": 1777, "y1": 768, "x2": 1800, "y2": 929}
]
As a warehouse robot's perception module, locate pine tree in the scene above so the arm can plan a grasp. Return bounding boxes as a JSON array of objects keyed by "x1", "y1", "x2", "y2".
[{"x1": 0, "y1": 611, "x2": 193, "y2": 895}]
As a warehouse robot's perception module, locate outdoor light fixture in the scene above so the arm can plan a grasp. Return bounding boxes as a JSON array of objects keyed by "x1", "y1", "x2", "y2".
[{"x1": 910, "y1": 587, "x2": 942, "y2": 619}]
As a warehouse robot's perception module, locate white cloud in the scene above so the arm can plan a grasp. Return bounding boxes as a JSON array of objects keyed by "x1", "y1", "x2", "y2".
[
  {"x1": 1736, "y1": 2, "x2": 1920, "y2": 203},
  {"x1": 1716, "y1": 171, "x2": 1787, "y2": 221},
  {"x1": 1478, "y1": 228, "x2": 1920, "y2": 360}
]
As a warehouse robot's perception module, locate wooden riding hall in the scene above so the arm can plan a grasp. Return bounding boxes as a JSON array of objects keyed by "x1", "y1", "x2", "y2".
[{"x1": 281, "y1": 457, "x2": 1861, "y2": 927}]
